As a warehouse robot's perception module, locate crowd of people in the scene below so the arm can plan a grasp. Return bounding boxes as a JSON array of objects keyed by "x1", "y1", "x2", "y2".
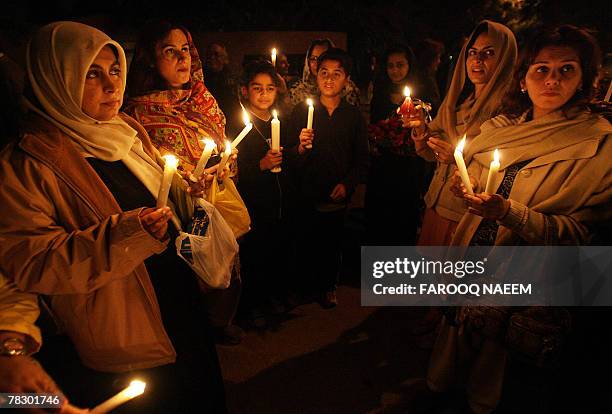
[{"x1": 0, "y1": 16, "x2": 610, "y2": 414}]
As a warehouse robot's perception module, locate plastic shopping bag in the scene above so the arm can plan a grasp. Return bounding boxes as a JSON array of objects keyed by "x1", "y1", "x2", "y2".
[
  {"x1": 207, "y1": 177, "x2": 251, "y2": 239},
  {"x1": 175, "y1": 198, "x2": 238, "y2": 289}
]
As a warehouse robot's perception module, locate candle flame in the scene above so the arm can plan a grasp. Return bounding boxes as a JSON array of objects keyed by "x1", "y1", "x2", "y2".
[
  {"x1": 456, "y1": 136, "x2": 466, "y2": 153},
  {"x1": 403, "y1": 86, "x2": 411, "y2": 98},
  {"x1": 306, "y1": 98, "x2": 313, "y2": 107},
  {"x1": 271, "y1": 48, "x2": 277, "y2": 56},
  {"x1": 493, "y1": 149, "x2": 500, "y2": 163},
  {"x1": 273, "y1": 110, "x2": 278, "y2": 120},
  {"x1": 202, "y1": 138, "x2": 215, "y2": 147},
  {"x1": 242, "y1": 109, "x2": 251, "y2": 126},
  {"x1": 125, "y1": 380, "x2": 146, "y2": 398},
  {"x1": 162, "y1": 154, "x2": 179, "y2": 168}
]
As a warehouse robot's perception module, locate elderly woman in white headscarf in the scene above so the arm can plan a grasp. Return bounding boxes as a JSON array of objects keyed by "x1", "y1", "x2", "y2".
[{"x1": 0, "y1": 21, "x2": 226, "y2": 412}]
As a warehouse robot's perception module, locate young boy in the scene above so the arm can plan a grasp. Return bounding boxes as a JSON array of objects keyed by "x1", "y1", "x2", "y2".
[
  {"x1": 229, "y1": 60, "x2": 296, "y2": 328},
  {"x1": 286, "y1": 48, "x2": 369, "y2": 308}
]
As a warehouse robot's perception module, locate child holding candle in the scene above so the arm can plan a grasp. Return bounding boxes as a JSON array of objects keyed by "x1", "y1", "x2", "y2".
[
  {"x1": 286, "y1": 48, "x2": 370, "y2": 308},
  {"x1": 229, "y1": 60, "x2": 297, "y2": 328}
]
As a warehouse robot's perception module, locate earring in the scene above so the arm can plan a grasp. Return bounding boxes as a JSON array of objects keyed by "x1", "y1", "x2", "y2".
[{"x1": 521, "y1": 88, "x2": 527, "y2": 94}]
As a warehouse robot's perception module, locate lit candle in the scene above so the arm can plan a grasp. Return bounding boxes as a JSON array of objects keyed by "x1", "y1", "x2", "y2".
[
  {"x1": 192, "y1": 138, "x2": 216, "y2": 179},
  {"x1": 305, "y1": 98, "x2": 314, "y2": 149},
  {"x1": 231, "y1": 109, "x2": 253, "y2": 149},
  {"x1": 484, "y1": 149, "x2": 500, "y2": 194},
  {"x1": 271, "y1": 48, "x2": 277, "y2": 68},
  {"x1": 90, "y1": 380, "x2": 146, "y2": 414},
  {"x1": 396, "y1": 86, "x2": 415, "y2": 116},
  {"x1": 453, "y1": 135, "x2": 474, "y2": 195},
  {"x1": 216, "y1": 140, "x2": 232, "y2": 180},
  {"x1": 157, "y1": 154, "x2": 179, "y2": 208},
  {"x1": 271, "y1": 110, "x2": 281, "y2": 173}
]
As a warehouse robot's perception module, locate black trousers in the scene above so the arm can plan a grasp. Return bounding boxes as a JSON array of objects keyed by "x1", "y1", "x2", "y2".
[{"x1": 299, "y1": 208, "x2": 345, "y2": 294}]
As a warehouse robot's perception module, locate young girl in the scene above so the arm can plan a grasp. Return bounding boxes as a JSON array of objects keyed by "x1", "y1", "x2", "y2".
[{"x1": 231, "y1": 60, "x2": 296, "y2": 328}]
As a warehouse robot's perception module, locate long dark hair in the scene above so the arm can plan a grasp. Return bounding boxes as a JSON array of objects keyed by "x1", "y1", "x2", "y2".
[
  {"x1": 501, "y1": 25, "x2": 602, "y2": 118},
  {"x1": 374, "y1": 44, "x2": 418, "y2": 97},
  {"x1": 126, "y1": 20, "x2": 191, "y2": 98}
]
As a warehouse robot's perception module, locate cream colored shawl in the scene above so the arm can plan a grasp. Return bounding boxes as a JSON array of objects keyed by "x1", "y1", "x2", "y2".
[
  {"x1": 453, "y1": 108, "x2": 612, "y2": 246},
  {"x1": 424, "y1": 20, "x2": 518, "y2": 221},
  {"x1": 24, "y1": 21, "x2": 168, "y2": 207}
]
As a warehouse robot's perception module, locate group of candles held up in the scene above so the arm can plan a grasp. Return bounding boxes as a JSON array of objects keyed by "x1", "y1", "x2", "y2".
[
  {"x1": 398, "y1": 85, "x2": 501, "y2": 196},
  {"x1": 157, "y1": 56, "x2": 316, "y2": 208}
]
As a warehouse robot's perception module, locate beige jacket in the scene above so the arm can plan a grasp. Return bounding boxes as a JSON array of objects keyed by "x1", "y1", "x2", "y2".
[{"x1": 0, "y1": 114, "x2": 184, "y2": 372}]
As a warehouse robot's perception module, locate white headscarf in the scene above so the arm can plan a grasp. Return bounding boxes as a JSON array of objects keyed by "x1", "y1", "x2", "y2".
[{"x1": 24, "y1": 21, "x2": 167, "y2": 202}]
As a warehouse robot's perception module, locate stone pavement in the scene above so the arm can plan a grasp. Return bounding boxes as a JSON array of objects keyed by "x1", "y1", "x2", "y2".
[{"x1": 217, "y1": 285, "x2": 432, "y2": 413}]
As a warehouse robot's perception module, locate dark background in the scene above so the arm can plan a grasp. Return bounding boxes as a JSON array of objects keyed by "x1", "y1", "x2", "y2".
[{"x1": 1, "y1": 0, "x2": 610, "y2": 87}]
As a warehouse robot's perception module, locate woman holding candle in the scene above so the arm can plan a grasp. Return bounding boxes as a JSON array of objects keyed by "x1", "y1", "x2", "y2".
[
  {"x1": 365, "y1": 45, "x2": 432, "y2": 245},
  {"x1": 125, "y1": 20, "x2": 244, "y2": 346},
  {"x1": 429, "y1": 26, "x2": 611, "y2": 413},
  {"x1": 0, "y1": 22, "x2": 226, "y2": 412},
  {"x1": 228, "y1": 60, "x2": 297, "y2": 327},
  {"x1": 404, "y1": 20, "x2": 518, "y2": 246}
]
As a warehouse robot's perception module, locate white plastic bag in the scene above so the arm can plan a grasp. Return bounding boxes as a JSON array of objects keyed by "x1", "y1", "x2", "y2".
[{"x1": 175, "y1": 198, "x2": 238, "y2": 289}]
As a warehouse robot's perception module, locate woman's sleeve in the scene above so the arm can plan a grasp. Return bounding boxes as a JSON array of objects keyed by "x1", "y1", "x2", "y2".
[
  {"x1": 499, "y1": 153, "x2": 612, "y2": 245},
  {"x1": 0, "y1": 156, "x2": 168, "y2": 295},
  {"x1": 0, "y1": 273, "x2": 41, "y2": 352}
]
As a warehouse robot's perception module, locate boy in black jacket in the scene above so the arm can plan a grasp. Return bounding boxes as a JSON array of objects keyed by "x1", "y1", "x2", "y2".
[
  {"x1": 286, "y1": 48, "x2": 369, "y2": 308},
  {"x1": 229, "y1": 60, "x2": 296, "y2": 328}
]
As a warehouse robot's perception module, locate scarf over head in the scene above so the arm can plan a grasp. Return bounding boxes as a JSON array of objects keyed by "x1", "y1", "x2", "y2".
[
  {"x1": 429, "y1": 20, "x2": 517, "y2": 143},
  {"x1": 124, "y1": 29, "x2": 227, "y2": 172},
  {"x1": 423, "y1": 20, "x2": 517, "y2": 221},
  {"x1": 24, "y1": 21, "x2": 170, "y2": 207}
]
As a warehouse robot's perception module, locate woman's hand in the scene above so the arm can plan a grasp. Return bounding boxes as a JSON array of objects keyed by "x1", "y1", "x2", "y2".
[
  {"x1": 139, "y1": 207, "x2": 173, "y2": 240},
  {"x1": 260, "y1": 148, "x2": 283, "y2": 171},
  {"x1": 450, "y1": 169, "x2": 477, "y2": 198},
  {"x1": 401, "y1": 105, "x2": 426, "y2": 133},
  {"x1": 298, "y1": 128, "x2": 314, "y2": 154},
  {"x1": 427, "y1": 137, "x2": 455, "y2": 164},
  {"x1": 330, "y1": 183, "x2": 347, "y2": 202},
  {"x1": 182, "y1": 168, "x2": 214, "y2": 197},
  {"x1": 464, "y1": 193, "x2": 511, "y2": 221}
]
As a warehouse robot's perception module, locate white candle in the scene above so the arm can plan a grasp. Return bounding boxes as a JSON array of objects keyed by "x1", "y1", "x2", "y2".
[
  {"x1": 453, "y1": 135, "x2": 474, "y2": 195},
  {"x1": 231, "y1": 110, "x2": 253, "y2": 149},
  {"x1": 157, "y1": 154, "x2": 179, "y2": 208},
  {"x1": 271, "y1": 48, "x2": 277, "y2": 68},
  {"x1": 484, "y1": 149, "x2": 500, "y2": 194},
  {"x1": 605, "y1": 80, "x2": 612, "y2": 102},
  {"x1": 90, "y1": 380, "x2": 146, "y2": 414},
  {"x1": 305, "y1": 98, "x2": 314, "y2": 149},
  {"x1": 271, "y1": 110, "x2": 281, "y2": 173},
  {"x1": 192, "y1": 138, "x2": 215, "y2": 179},
  {"x1": 216, "y1": 140, "x2": 232, "y2": 179}
]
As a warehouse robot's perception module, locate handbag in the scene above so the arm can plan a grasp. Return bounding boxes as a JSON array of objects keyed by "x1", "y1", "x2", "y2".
[
  {"x1": 206, "y1": 177, "x2": 251, "y2": 239},
  {"x1": 505, "y1": 307, "x2": 571, "y2": 368},
  {"x1": 175, "y1": 198, "x2": 238, "y2": 289}
]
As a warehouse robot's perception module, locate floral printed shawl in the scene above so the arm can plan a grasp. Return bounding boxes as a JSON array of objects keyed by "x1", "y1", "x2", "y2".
[{"x1": 125, "y1": 30, "x2": 226, "y2": 171}]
